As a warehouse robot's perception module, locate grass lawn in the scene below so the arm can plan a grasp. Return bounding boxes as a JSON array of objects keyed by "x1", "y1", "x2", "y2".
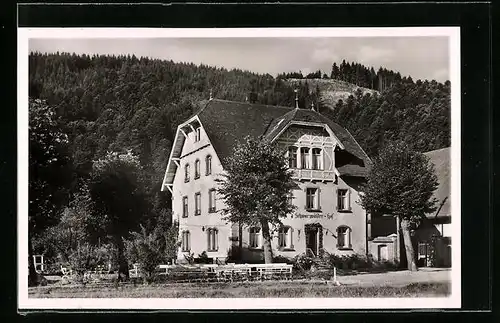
[{"x1": 29, "y1": 280, "x2": 450, "y2": 298}]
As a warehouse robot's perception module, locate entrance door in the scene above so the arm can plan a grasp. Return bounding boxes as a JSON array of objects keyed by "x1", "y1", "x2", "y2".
[
  {"x1": 378, "y1": 245, "x2": 388, "y2": 261},
  {"x1": 305, "y1": 228, "x2": 318, "y2": 257}
]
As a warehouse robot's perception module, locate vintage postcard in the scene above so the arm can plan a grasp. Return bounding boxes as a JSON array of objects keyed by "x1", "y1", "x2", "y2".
[{"x1": 18, "y1": 27, "x2": 461, "y2": 310}]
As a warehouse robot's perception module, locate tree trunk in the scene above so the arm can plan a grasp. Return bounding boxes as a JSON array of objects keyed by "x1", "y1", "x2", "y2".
[
  {"x1": 115, "y1": 235, "x2": 129, "y2": 281},
  {"x1": 400, "y1": 218, "x2": 418, "y2": 271},
  {"x1": 260, "y1": 221, "x2": 273, "y2": 264}
]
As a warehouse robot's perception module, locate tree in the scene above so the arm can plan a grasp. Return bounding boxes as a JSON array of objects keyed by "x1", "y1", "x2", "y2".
[
  {"x1": 88, "y1": 151, "x2": 149, "y2": 280},
  {"x1": 29, "y1": 98, "x2": 73, "y2": 286},
  {"x1": 217, "y1": 136, "x2": 297, "y2": 263},
  {"x1": 360, "y1": 141, "x2": 439, "y2": 271},
  {"x1": 124, "y1": 217, "x2": 179, "y2": 284}
]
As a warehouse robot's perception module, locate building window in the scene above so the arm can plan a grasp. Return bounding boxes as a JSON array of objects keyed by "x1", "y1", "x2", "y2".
[
  {"x1": 195, "y1": 192, "x2": 201, "y2": 215},
  {"x1": 337, "y1": 226, "x2": 352, "y2": 249},
  {"x1": 194, "y1": 127, "x2": 201, "y2": 142},
  {"x1": 208, "y1": 189, "x2": 216, "y2": 213},
  {"x1": 205, "y1": 155, "x2": 212, "y2": 175},
  {"x1": 301, "y1": 147, "x2": 310, "y2": 169},
  {"x1": 194, "y1": 159, "x2": 200, "y2": 179},
  {"x1": 249, "y1": 227, "x2": 261, "y2": 248},
  {"x1": 182, "y1": 196, "x2": 188, "y2": 218},
  {"x1": 306, "y1": 188, "x2": 320, "y2": 210},
  {"x1": 181, "y1": 231, "x2": 190, "y2": 252},
  {"x1": 312, "y1": 148, "x2": 322, "y2": 170},
  {"x1": 184, "y1": 164, "x2": 190, "y2": 182},
  {"x1": 278, "y1": 226, "x2": 293, "y2": 249},
  {"x1": 337, "y1": 189, "x2": 351, "y2": 211},
  {"x1": 207, "y1": 228, "x2": 218, "y2": 251},
  {"x1": 288, "y1": 146, "x2": 298, "y2": 168}
]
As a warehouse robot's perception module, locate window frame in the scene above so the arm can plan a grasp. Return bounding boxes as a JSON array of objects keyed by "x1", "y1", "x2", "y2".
[
  {"x1": 194, "y1": 159, "x2": 201, "y2": 179},
  {"x1": 249, "y1": 227, "x2": 261, "y2": 249},
  {"x1": 311, "y1": 147, "x2": 322, "y2": 170},
  {"x1": 336, "y1": 226, "x2": 352, "y2": 250},
  {"x1": 278, "y1": 226, "x2": 294, "y2": 250},
  {"x1": 184, "y1": 163, "x2": 190, "y2": 182},
  {"x1": 306, "y1": 187, "x2": 320, "y2": 211},
  {"x1": 337, "y1": 188, "x2": 351, "y2": 212},
  {"x1": 301, "y1": 147, "x2": 311, "y2": 169},
  {"x1": 205, "y1": 155, "x2": 212, "y2": 175},
  {"x1": 208, "y1": 188, "x2": 216, "y2": 213},
  {"x1": 182, "y1": 196, "x2": 189, "y2": 218},
  {"x1": 195, "y1": 192, "x2": 201, "y2": 215},
  {"x1": 194, "y1": 127, "x2": 201, "y2": 142},
  {"x1": 287, "y1": 146, "x2": 298, "y2": 168},
  {"x1": 207, "y1": 228, "x2": 219, "y2": 252},
  {"x1": 181, "y1": 230, "x2": 191, "y2": 252}
]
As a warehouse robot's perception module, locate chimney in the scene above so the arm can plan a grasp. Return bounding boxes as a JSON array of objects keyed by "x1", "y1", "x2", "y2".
[
  {"x1": 311, "y1": 101, "x2": 316, "y2": 112},
  {"x1": 209, "y1": 89, "x2": 213, "y2": 100}
]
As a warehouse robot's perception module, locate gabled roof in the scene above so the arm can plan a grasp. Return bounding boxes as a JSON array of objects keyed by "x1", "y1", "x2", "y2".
[
  {"x1": 163, "y1": 99, "x2": 372, "y2": 189},
  {"x1": 424, "y1": 147, "x2": 451, "y2": 219},
  {"x1": 197, "y1": 99, "x2": 293, "y2": 167},
  {"x1": 197, "y1": 99, "x2": 371, "y2": 176}
]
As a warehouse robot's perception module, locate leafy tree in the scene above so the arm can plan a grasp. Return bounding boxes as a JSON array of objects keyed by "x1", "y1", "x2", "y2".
[
  {"x1": 28, "y1": 98, "x2": 73, "y2": 286},
  {"x1": 88, "y1": 151, "x2": 149, "y2": 280},
  {"x1": 217, "y1": 136, "x2": 297, "y2": 263},
  {"x1": 360, "y1": 141, "x2": 439, "y2": 271},
  {"x1": 125, "y1": 211, "x2": 179, "y2": 283}
]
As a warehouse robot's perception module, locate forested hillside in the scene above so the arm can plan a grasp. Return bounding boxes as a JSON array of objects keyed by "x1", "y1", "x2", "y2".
[{"x1": 29, "y1": 52, "x2": 450, "y2": 197}]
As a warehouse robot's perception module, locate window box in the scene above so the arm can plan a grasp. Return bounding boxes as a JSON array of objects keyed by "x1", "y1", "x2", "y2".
[
  {"x1": 306, "y1": 208, "x2": 322, "y2": 212},
  {"x1": 279, "y1": 247, "x2": 295, "y2": 252},
  {"x1": 208, "y1": 207, "x2": 216, "y2": 213},
  {"x1": 337, "y1": 208, "x2": 352, "y2": 213}
]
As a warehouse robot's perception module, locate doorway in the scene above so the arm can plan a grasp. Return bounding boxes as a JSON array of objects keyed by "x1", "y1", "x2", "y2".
[
  {"x1": 378, "y1": 244, "x2": 388, "y2": 261},
  {"x1": 304, "y1": 224, "x2": 323, "y2": 257}
]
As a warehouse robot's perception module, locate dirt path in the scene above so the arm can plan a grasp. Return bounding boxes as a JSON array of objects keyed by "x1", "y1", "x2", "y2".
[{"x1": 337, "y1": 268, "x2": 451, "y2": 287}]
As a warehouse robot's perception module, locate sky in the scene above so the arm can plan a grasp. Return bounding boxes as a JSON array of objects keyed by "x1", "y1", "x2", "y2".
[{"x1": 30, "y1": 37, "x2": 450, "y2": 82}]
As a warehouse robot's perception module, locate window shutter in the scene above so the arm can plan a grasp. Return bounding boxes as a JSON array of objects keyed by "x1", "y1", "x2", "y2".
[
  {"x1": 290, "y1": 227, "x2": 294, "y2": 248},
  {"x1": 348, "y1": 228, "x2": 352, "y2": 248}
]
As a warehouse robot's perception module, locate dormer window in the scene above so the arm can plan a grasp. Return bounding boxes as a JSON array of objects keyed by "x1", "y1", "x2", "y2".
[
  {"x1": 194, "y1": 127, "x2": 201, "y2": 142},
  {"x1": 312, "y1": 148, "x2": 322, "y2": 170},
  {"x1": 301, "y1": 147, "x2": 311, "y2": 169}
]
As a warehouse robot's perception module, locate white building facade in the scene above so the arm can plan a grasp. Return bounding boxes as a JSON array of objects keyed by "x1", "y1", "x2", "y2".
[{"x1": 162, "y1": 99, "x2": 373, "y2": 264}]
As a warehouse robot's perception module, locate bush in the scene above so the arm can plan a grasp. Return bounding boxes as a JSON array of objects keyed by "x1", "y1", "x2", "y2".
[
  {"x1": 125, "y1": 226, "x2": 165, "y2": 283},
  {"x1": 325, "y1": 253, "x2": 372, "y2": 270},
  {"x1": 293, "y1": 253, "x2": 314, "y2": 271},
  {"x1": 273, "y1": 255, "x2": 294, "y2": 264}
]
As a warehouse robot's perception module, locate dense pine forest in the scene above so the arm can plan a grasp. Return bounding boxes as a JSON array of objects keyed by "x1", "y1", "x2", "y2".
[
  {"x1": 29, "y1": 51, "x2": 450, "y2": 203},
  {"x1": 278, "y1": 59, "x2": 406, "y2": 91}
]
